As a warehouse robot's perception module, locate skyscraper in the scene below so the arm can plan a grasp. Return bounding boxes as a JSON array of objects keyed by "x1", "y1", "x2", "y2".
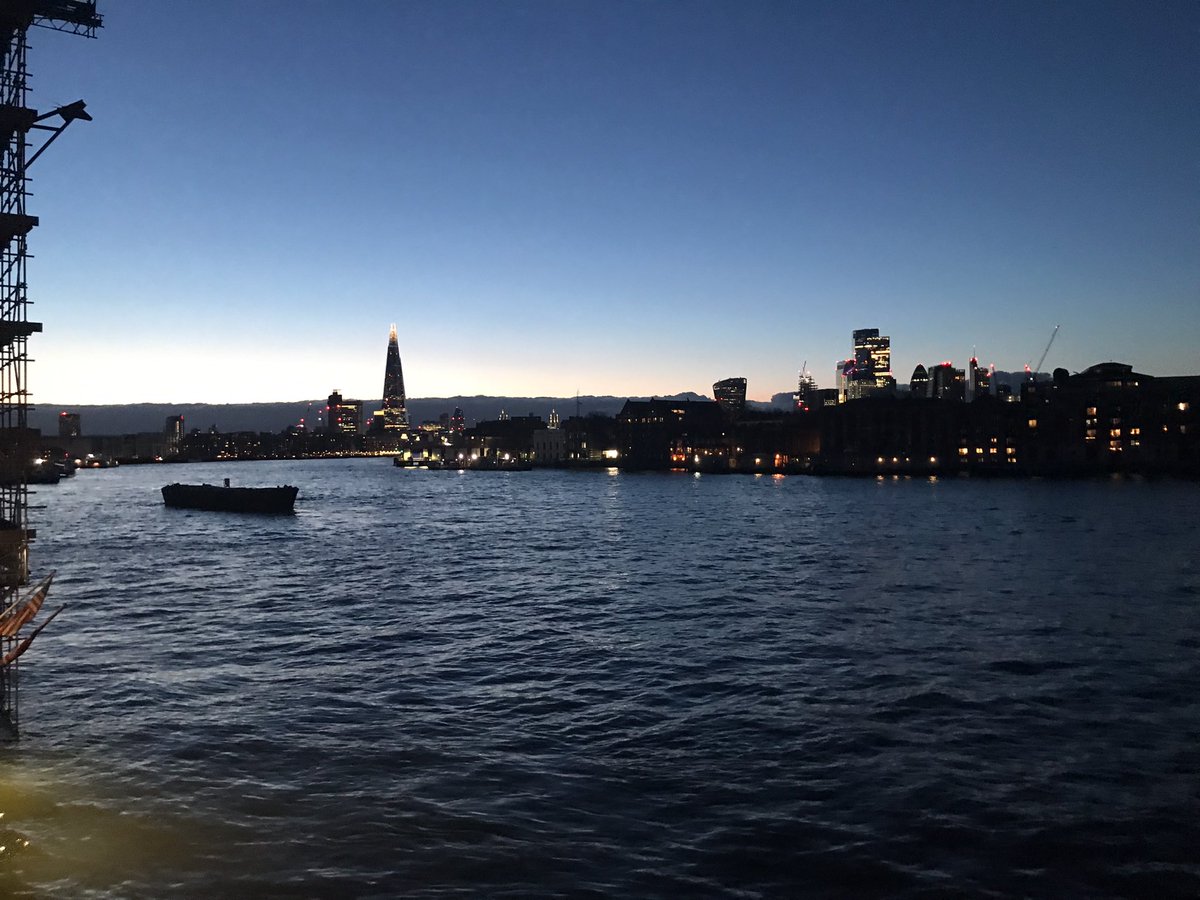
[
  {"x1": 713, "y1": 377, "x2": 747, "y2": 417},
  {"x1": 164, "y1": 415, "x2": 184, "y2": 454},
  {"x1": 968, "y1": 356, "x2": 991, "y2": 401},
  {"x1": 327, "y1": 390, "x2": 362, "y2": 434},
  {"x1": 910, "y1": 364, "x2": 930, "y2": 399},
  {"x1": 851, "y1": 328, "x2": 894, "y2": 394},
  {"x1": 930, "y1": 362, "x2": 966, "y2": 401},
  {"x1": 837, "y1": 358, "x2": 857, "y2": 403},
  {"x1": 374, "y1": 324, "x2": 409, "y2": 431}
]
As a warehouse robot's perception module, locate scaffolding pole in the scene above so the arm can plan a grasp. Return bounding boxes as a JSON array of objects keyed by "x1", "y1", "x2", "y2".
[{"x1": 0, "y1": 0, "x2": 99, "y2": 739}]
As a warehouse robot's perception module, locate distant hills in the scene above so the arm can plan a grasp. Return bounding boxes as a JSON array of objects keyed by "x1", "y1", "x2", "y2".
[
  {"x1": 34, "y1": 371, "x2": 1042, "y2": 437},
  {"x1": 31, "y1": 392, "x2": 726, "y2": 436}
]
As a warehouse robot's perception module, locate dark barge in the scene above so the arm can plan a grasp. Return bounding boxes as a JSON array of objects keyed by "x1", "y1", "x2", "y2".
[{"x1": 161, "y1": 482, "x2": 298, "y2": 514}]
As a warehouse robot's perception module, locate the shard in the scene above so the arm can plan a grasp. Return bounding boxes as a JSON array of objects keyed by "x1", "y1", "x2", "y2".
[{"x1": 378, "y1": 324, "x2": 409, "y2": 429}]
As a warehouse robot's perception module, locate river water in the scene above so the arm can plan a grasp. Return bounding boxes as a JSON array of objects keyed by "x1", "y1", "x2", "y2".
[{"x1": 1, "y1": 460, "x2": 1197, "y2": 897}]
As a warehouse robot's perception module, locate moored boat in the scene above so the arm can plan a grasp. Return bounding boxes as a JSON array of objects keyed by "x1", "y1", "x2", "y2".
[
  {"x1": 412, "y1": 456, "x2": 531, "y2": 471},
  {"x1": 161, "y1": 482, "x2": 298, "y2": 514}
]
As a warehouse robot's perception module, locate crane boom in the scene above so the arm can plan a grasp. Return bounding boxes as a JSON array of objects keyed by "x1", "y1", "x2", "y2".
[{"x1": 1035, "y1": 325, "x2": 1060, "y2": 375}]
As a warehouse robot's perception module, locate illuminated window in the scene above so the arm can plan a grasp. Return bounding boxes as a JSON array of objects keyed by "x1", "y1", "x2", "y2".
[
  {"x1": 1086, "y1": 406, "x2": 1097, "y2": 416},
  {"x1": 1027, "y1": 419, "x2": 1038, "y2": 428},
  {"x1": 1180, "y1": 402, "x2": 1190, "y2": 412}
]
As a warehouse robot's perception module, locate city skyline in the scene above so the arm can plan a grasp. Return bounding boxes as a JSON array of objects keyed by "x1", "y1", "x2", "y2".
[{"x1": 24, "y1": 1, "x2": 1199, "y2": 404}]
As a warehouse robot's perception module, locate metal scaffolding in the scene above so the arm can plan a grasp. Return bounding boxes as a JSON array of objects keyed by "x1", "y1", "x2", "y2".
[{"x1": 0, "y1": 0, "x2": 99, "y2": 738}]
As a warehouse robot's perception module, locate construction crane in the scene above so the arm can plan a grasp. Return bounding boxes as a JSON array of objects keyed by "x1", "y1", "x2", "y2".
[
  {"x1": 794, "y1": 361, "x2": 816, "y2": 410},
  {"x1": 1026, "y1": 325, "x2": 1060, "y2": 380}
]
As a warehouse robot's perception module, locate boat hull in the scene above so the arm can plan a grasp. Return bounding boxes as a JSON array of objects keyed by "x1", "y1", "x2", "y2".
[{"x1": 161, "y1": 483, "x2": 298, "y2": 514}]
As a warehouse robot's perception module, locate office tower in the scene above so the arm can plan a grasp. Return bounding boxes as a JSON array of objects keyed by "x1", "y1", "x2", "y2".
[
  {"x1": 450, "y1": 407, "x2": 465, "y2": 433},
  {"x1": 837, "y1": 359, "x2": 856, "y2": 403},
  {"x1": 374, "y1": 324, "x2": 409, "y2": 431},
  {"x1": 327, "y1": 390, "x2": 362, "y2": 434},
  {"x1": 58, "y1": 411, "x2": 81, "y2": 438},
  {"x1": 164, "y1": 415, "x2": 183, "y2": 453},
  {"x1": 548, "y1": 409, "x2": 560, "y2": 430},
  {"x1": 845, "y1": 328, "x2": 895, "y2": 400},
  {"x1": 851, "y1": 328, "x2": 894, "y2": 391},
  {"x1": 968, "y1": 357, "x2": 991, "y2": 401},
  {"x1": 852, "y1": 328, "x2": 878, "y2": 371},
  {"x1": 713, "y1": 377, "x2": 747, "y2": 417},
  {"x1": 930, "y1": 362, "x2": 966, "y2": 401}
]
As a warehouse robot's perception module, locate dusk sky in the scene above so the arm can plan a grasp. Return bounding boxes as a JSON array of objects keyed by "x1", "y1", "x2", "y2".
[{"x1": 26, "y1": 0, "x2": 1199, "y2": 404}]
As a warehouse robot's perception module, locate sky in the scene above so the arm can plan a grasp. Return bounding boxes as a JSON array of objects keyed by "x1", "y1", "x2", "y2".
[{"x1": 24, "y1": 0, "x2": 1200, "y2": 404}]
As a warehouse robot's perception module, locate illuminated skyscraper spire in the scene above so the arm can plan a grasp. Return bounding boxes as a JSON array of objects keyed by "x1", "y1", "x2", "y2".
[{"x1": 379, "y1": 323, "x2": 408, "y2": 429}]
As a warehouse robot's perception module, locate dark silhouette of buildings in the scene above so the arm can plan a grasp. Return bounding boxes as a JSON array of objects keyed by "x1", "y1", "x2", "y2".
[
  {"x1": 463, "y1": 415, "x2": 545, "y2": 464},
  {"x1": 38, "y1": 359, "x2": 1197, "y2": 480},
  {"x1": 563, "y1": 414, "x2": 620, "y2": 465},
  {"x1": 617, "y1": 398, "x2": 727, "y2": 469},
  {"x1": 1015, "y1": 363, "x2": 1197, "y2": 474},
  {"x1": 815, "y1": 362, "x2": 1198, "y2": 477}
]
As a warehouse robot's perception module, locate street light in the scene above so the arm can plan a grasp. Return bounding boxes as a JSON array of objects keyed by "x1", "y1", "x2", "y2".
[{"x1": 27, "y1": 100, "x2": 92, "y2": 168}]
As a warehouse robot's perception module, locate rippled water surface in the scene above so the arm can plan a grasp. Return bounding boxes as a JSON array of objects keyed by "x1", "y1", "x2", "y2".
[{"x1": 2, "y1": 460, "x2": 1198, "y2": 897}]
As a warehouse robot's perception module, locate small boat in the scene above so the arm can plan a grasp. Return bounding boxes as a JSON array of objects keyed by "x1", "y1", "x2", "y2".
[{"x1": 161, "y1": 481, "x2": 298, "y2": 514}]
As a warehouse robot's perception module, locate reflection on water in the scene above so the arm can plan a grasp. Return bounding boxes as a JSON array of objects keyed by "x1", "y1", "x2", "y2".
[{"x1": 1, "y1": 460, "x2": 1198, "y2": 897}]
